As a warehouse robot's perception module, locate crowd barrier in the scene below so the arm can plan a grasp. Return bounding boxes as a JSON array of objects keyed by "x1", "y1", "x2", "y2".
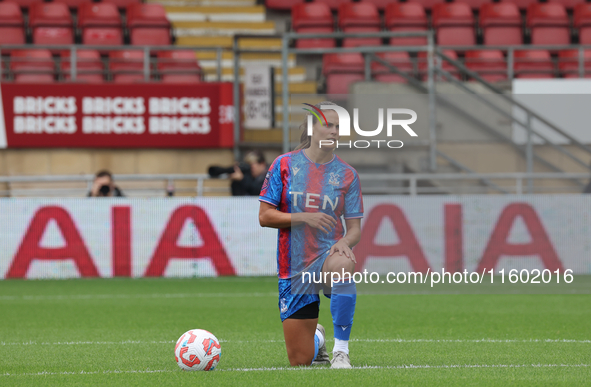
[{"x1": 1, "y1": 195, "x2": 589, "y2": 279}]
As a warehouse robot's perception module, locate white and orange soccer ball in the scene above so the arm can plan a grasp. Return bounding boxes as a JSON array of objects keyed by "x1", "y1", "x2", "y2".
[{"x1": 174, "y1": 329, "x2": 222, "y2": 371}]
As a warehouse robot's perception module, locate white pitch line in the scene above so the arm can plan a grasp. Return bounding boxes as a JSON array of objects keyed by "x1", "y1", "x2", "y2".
[
  {"x1": 0, "y1": 292, "x2": 276, "y2": 301},
  {"x1": 2, "y1": 338, "x2": 590, "y2": 347},
  {"x1": 1, "y1": 363, "x2": 589, "y2": 377}
]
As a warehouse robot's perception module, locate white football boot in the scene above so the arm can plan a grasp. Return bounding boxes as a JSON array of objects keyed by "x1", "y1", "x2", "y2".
[
  {"x1": 312, "y1": 324, "x2": 330, "y2": 365},
  {"x1": 330, "y1": 351, "x2": 352, "y2": 369}
]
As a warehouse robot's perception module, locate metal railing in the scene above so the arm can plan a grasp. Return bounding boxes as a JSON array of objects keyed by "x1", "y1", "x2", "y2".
[
  {"x1": 232, "y1": 31, "x2": 591, "y2": 195},
  {"x1": 1, "y1": 44, "x2": 230, "y2": 82},
  {"x1": 0, "y1": 174, "x2": 229, "y2": 197},
  {"x1": 0, "y1": 172, "x2": 588, "y2": 197}
]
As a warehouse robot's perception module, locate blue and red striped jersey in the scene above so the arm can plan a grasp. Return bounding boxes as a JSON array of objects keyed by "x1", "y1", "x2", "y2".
[{"x1": 259, "y1": 149, "x2": 363, "y2": 279}]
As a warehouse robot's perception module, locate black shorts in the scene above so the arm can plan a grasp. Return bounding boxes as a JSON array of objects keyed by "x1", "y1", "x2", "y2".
[{"x1": 285, "y1": 301, "x2": 319, "y2": 320}]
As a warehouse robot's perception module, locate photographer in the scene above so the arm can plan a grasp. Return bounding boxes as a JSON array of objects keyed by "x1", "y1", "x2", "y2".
[
  {"x1": 88, "y1": 170, "x2": 124, "y2": 197},
  {"x1": 208, "y1": 151, "x2": 268, "y2": 196}
]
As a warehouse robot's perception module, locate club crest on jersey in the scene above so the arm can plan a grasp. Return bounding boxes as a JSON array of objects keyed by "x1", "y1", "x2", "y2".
[{"x1": 328, "y1": 172, "x2": 339, "y2": 186}]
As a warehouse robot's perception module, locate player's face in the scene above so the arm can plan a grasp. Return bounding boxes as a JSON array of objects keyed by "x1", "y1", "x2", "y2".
[{"x1": 312, "y1": 110, "x2": 339, "y2": 151}]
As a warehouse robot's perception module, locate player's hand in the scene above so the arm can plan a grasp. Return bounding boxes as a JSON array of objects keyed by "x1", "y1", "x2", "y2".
[
  {"x1": 304, "y1": 213, "x2": 337, "y2": 234},
  {"x1": 330, "y1": 239, "x2": 356, "y2": 263}
]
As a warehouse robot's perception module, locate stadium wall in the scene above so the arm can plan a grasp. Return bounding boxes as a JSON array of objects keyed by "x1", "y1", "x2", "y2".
[{"x1": 1, "y1": 196, "x2": 589, "y2": 279}]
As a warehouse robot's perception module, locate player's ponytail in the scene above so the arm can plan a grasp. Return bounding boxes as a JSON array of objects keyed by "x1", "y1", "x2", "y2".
[{"x1": 294, "y1": 101, "x2": 338, "y2": 151}]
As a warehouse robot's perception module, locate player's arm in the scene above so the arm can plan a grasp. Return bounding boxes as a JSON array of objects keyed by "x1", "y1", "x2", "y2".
[
  {"x1": 329, "y1": 218, "x2": 361, "y2": 262},
  {"x1": 259, "y1": 202, "x2": 337, "y2": 232}
]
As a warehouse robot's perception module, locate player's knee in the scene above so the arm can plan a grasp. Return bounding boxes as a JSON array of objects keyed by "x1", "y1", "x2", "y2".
[{"x1": 287, "y1": 349, "x2": 314, "y2": 366}]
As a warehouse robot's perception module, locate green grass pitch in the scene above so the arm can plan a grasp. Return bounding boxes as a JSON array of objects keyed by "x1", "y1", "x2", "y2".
[{"x1": 0, "y1": 277, "x2": 590, "y2": 386}]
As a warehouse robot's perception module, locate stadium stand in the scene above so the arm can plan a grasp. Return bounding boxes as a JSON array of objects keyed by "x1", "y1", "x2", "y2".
[
  {"x1": 10, "y1": 0, "x2": 43, "y2": 10},
  {"x1": 108, "y1": 50, "x2": 144, "y2": 83},
  {"x1": 480, "y1": 3, "x2": 522, "y2": 46},
  {"x1": 156, "y1": 50, "x2": 202, "y2": 83},
  {"x1": 58, "y1": 0, "x2": 92, "y2": 10},
  {"x1": 432, "y1": 3, "x2": 475, "y2": 46},
  {"x1": 464, "y1": 50, "x2": 507, "y2": 82},
  {"x1": 127, "y1": 3, "x2": 171, "y2": 46},
  {"x1": 359, "y1": 0, "x2": 397, "y2": 10},
  {"x1": 102, "y1": 0, "x2": 141, "y2": 10},
  {"x1": 313, "y1": 0, "x2": 352, "y2": 11},
  {"x1": 78, "y1": 3, "x2": 124, "y2": 47},
  {"x1": 558, "y1": 49, "x2": 591, "y2": 78},
  {"x1": 323, "y1": 52, "x2": 365, "y2": 94},
  {"x1": 499, "y1": 0, "x2": 538, "y2": 11},
  {"x1": 513, "y1": 50, "x2": 555, "y2": 78},
  {"x1": 0, "y1": 2, "x2": 25, "y2": 46},
  {"x1": 265, "y1": 0, "x2": 304, "y2": 11},
  {"x1": 371, "y1": 51, "x2": 414, "y2": 83},
  {"x1": 418, "y1": 49, "x2": 460, "y2": 80},
  {"x1": 547, "y1": 0, "x2": 585, "y2": 11},
  {"x1": 385, "y1": 3, "x2": 429, "y2": 46},
  {"x1": 60, "y1": 49, "x2": 104, "y2": 83},
  {"x1": 339, "y1": 2, "x2": 382, "y2": 47},
  {"x1": 292, "y1": 3, "x2": 335, "y2": 49},
  {"x1": 29, "y1": 3, "x2": 74, "y2": 46},
  {"x1": 527, "y1": 3, "x2": 570, "y2": 46},
  {"x1": 456, "y1": 0, "x2": 492, "y2": 11},
  {"x1": 406, "y1": 0, "x2": 446, "y2": 11},
  {"x1": 10, "y1": 49, "x2": 55, "y2": 83},
  {"x1": 574, "y1": 4, "x2": 591, "y2": 45}
]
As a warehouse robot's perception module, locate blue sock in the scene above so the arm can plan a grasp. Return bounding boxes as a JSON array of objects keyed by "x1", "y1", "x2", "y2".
[
  {"x1": 312, "y1": 334, "x2": 320, "y2": 364},
  {"x1": 330, "y1": 279, "x2": 356, "y2": 341}
]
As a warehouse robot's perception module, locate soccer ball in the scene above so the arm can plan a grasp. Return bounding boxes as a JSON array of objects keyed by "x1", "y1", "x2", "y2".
[{"x1": 174, "y1": 329, "x2": 222, "y2": 371}]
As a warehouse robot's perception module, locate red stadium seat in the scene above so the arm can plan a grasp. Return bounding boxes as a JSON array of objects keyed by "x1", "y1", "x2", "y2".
[
  {"x1": 56, "y1": 0, "x2": 91, "y2": 10},
  {"x1": 109, "y1": 50, "x2": 145, "y2": 83},
  {"x1": 432, "y1": 3, "x2": 475, "y2": 46},
  {"x1": 385, "y1": 3, "x2": 428, "y2": 46},
  {"x1": 527, "y1": 3, "x2": 570, "y2": 46},
  {"x1": 0, "y1": 2, "x2": 25, "y2": 45},
  {"x1": 292, "y1": 3, "x2": 335, "y2": 49},
  {"x1": 339, "y1": 3, "x2": 382, "y2": 47},
  {"x1": 480, "y1": 3, "x2": 522, "y2": 46},
  {"x1": 359, "y1": 0, "x2": 398, "y2": 10},
  {"x1": 156, "y1": 50, "x2": 202, "y2": 83},
  {"x1": 313, "y1": 0, "x2": 352, "y2": 11},
  {"x1": 514, "y1": 50, "x2": 555, "y2": 78},
  {"x1": 60, "y1": 50, "x2": 104, "y2": 83},
  {"x1": 406, "y1": 0, "x2": 445, "y2": 11},
  {"x1": 126, "y1": 4, "x2": 171, "y2": 46},
  {"x1": 547, "y1": 0, "x2": 585, "y2": 11},
  {"x1": 9, "y1": 0, "x2": 43, "y2": 10},
  {"x1": 574, "y1": 4, "x2": 591, "y2": 45},
  {"x1": 78, "y1": 3, "x2": 123, "y2": 47},
  {"x1": 455, "y1": 0, "x2": 493, "y2": 11},
  {"x1": 558, "y1": 49, "x2": 591, "y2": 78},
  {"x1": 499, "y1": 0, "x2": 538, "y2": 11},
  {"x1": 418, "y1": 50, "x2": 460, "y2": 80},
  {"x1": 10, "y1": 49, "x2": 55, "y2": 83},
  {"x1": 465, "y1": 50, "x2": 507, "y2": 82},
  {"x1": 28, "y1": 3, "x2": 74, "y2": 46},
  {"x1": 323, "y1": 53, "x2": 365, "y2": 94},
  {"x1": 371, "y1": 52, "x2": 414, "y2": 83},
  {"x1": 266, "y1": 0, "x2": 304, "y2": 10},
  {"x1": 101, "y1": 0, "x2": 141, "y2": 10}
]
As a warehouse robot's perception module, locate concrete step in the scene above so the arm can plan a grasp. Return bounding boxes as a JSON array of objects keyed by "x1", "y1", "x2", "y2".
[
  {"x1": 203, "y1": 66, "x2": 305, "y2": 82},
  {"x1": 176, "y1": 36, "x2": 281, "y2": 48},
  {"x1": 195, "y1": 52, "x2": 295, "y2": 69},
  {"x1": 165, "y1": 5, "x2": 265, "y2": 22},
  {"x1": 173, "y1": 21, "x2": 276, "y2": 37}
]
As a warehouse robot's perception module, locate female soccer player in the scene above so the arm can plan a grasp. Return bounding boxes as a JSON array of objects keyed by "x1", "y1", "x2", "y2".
[{"x1": 258, "y1": 101, "x2": 363, "y2": 369}]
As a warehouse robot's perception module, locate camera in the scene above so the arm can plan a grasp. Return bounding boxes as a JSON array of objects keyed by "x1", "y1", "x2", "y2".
[
  {"x1": 208, "y1": 162, "x2": 250, "y2": 178},
  {"x1": 98, "y1": 185, "x2": 111, "y2": 196}
]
